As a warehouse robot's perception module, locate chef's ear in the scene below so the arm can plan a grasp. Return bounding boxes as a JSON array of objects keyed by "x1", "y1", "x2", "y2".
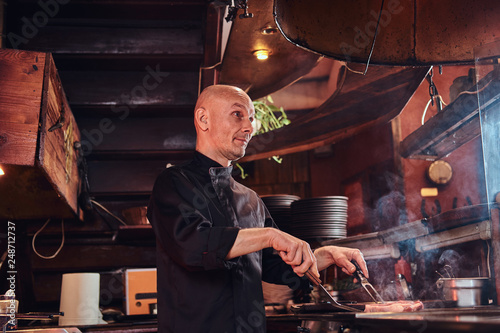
[{"x1": 195, "y1": 107, "x2": 209, "y2": 131}]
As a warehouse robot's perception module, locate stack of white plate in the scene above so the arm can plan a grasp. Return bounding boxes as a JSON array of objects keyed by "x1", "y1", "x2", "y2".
[
  {"x1": 290, "y1": 196, "x2": 348, "y2": 241},
  {"x1": 261, "y1": 194, "x2": 300, "y2": 234}
]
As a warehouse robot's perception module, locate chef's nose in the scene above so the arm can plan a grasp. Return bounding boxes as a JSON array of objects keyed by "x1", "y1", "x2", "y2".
[{"x1": 242, "y1": 117, "x2": 253, "y2": 134}]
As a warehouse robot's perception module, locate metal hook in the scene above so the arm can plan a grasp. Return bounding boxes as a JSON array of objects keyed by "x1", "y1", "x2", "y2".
[
  {"x1": 420, "y1": 199, "x2": 442, "y2": 218},
  {"x1": 48, "y1": 102, "x2": 66, "y2": 132},
  {"x1": 435, "y1": 270, "x2": 446, "y2": 279},
  {"x1": 443, "y1": 265, "x2": 455, "y2": 278},
  {"x1": 239, "y1": 0, "x2": 253, "y2": 18}
]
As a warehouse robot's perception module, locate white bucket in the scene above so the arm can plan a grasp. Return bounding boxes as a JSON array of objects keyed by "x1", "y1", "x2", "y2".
[{"x1": 59, "y1": 273, "x2": 106, "y2": 326}]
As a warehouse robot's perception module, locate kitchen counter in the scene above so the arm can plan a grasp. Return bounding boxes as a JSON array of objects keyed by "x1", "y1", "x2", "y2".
[
  {"x1": 15, "y1": 306, "x2": 500, "y2": 333},
  {"x1": 267, "y1": 306, "x2": 500, "y2": 333},
  {"x1": 355, "y1": 307, "x2": 500, "y2": 332},
  {"x1": 14, "y1": 317, "x2": 157, "y2": 333}
]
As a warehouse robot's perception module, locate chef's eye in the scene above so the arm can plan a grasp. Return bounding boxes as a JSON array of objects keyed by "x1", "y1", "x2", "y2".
[{"x1": 232, "y1": 111, "x2": 242, "y2": 118}]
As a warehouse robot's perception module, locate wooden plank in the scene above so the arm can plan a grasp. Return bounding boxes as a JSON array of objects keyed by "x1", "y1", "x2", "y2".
[
  {"x1": 0, "y1": 49, "x2": 45, "y2": 165},
  {"x1": 7, "y1": 0, "x2": 206, "y2": 21},
  {"x1": 87, "y1": 159, "x2": 193, "y2": 195},
  {"x1": 400, "y1": 71, "x2": 500, "y2": 160},
  {"x1": 38, "y1": 54, "x2": 83, "y2": 219},
  {"x1": 32, "y1": 271, "x2": 128, "y2": 305},
  {"x1": 0, "y1": 50, "x2": 44, "y2": 125},
  {"x1": 241, "y1": 66, "x2": 430, "y2": 162},
  {"x1": 0, "y1": 122, "x2": 38, "y2": 166},
  {"x1": 52, "y1": 54, "x2": 203, "y2": 72},
  {"x1": 200, "y1": 3, "x2": 224, "y2": 89},
  {"x1": 77, "y1": 117, "x2": 196, "y2": 153},
  {"x1": 71, "y1": 104, "x2": 195, "y2": 118},
  {"x1": 30, "y1": 244, "x2": 156, "y2": 271},
  {"x1": 86, "y1": 150, "x2": 195, "y2": 161},
  {"x1": 20, "y1": 26, "x2": 203, "y2": 55},
  {"x1": 0, "y1": 165, "x2": 78, "y2": 219},
  {"x1": 59, "y1": 71, "x2": 198, "y2": 108}
]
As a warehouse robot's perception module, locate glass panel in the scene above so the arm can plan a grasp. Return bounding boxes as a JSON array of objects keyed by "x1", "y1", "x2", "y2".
[{"x1": 474, "y1": 40, "x2": 500, "y2": 212}]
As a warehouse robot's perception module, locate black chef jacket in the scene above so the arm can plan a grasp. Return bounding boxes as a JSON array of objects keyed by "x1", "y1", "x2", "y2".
[{"x1": 147, "y1": 152, "x2": 308, "y2": 333}]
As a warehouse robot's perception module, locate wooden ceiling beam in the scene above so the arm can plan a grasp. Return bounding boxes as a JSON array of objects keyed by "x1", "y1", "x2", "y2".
[
  {"x1": 51, "y1": 54, "x2": 203, "y2": 72},
  {"x1": 199, "y1": 2, "x2": 225, "y2": 91},
  {"x1": 71, "y1": 105, "x2": 195, "y2": 118},
  {"x1": 76, "y1": 116, "x2": 196, "y2": 154},
  {"x1": 6, "y1": 0, "x2": 206, "y2": 21},
  {"x1": 59, "y1": 71, "x2": 198, "y2": 109},
  {"x1": 241, "y1": 65, "x2": 430, "y2": 162},
  {"x1": 87, "y1": 159, "x2": 191, "y2": 195},
  {"x1": 86, "y1": 150, "x2": 195, "y2": 161},
  {"x1": 14, "y1": 26, "x2": 203, "y2": 56}
]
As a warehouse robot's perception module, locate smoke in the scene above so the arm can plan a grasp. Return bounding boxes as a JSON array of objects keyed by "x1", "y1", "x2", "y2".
[{"x1": 374, "y1": 190, "x2": 407, "y2": 230}]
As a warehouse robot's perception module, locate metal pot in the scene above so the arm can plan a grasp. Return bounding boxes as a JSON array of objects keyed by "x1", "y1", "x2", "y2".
[
  {"x1": 122, "y1": 206, "x2": 149, "y2": 225},
  {"x1": 436, "y1": 278, "x2": 489, "y2": 307}
]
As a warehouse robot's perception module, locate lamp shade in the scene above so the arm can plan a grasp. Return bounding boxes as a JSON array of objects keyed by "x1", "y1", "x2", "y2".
[{"x1": 274, "y1": 0, "x2": 500, "y2": 66}]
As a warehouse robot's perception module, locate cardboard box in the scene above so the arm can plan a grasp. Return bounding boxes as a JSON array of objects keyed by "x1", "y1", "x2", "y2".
[{"x1": 124, "y1": 268, "x2": 157, "y2": 315}]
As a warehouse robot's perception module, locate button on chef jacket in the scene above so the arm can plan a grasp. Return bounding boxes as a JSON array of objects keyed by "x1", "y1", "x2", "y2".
[{"x1": 148, "y1": 152, "x2": 308, "y2": 333}]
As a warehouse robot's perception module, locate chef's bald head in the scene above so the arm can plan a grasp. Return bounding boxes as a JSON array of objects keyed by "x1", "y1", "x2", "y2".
[
  {"x1": 194, "y1": 85, "x2": 250, "y2": 114},
  {"x1": 193, "y1": 85, "x2": 255, "y2": 165},
  {"x1": 193, "y1": 85, "x2": 253, "y2": 133}
]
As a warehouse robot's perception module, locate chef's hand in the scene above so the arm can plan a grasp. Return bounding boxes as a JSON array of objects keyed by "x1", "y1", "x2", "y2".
[
  {"x1": 268, "y1": 229, "x2": 320, "y2": 278},
  {"x1": 314, "y1": 246, "x2": 369, "y2": 278}
]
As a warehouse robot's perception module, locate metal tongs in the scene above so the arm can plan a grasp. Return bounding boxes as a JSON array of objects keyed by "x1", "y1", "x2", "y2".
[
  {"x1": 305, "y1": 271, "x2": 362, "y2": 312},
  {"x1": 351, "y1": 260, "x2": 385, "y2": 304}
]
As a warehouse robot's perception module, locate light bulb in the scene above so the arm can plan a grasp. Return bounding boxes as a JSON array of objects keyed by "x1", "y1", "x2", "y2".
[{"x1": 253, "y1": 49, "x2": 270, "y2": 60}]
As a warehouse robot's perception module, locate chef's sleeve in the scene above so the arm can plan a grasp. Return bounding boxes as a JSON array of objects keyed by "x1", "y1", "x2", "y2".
[
  {"x1": 260, "y1": 212, "x2": 311, "y2": 292},
  {"x1": 147, "y1": 168, "x2": 240, "y2": 271}
]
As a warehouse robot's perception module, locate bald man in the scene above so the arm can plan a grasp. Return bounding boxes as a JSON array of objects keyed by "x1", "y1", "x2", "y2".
[{"x1": 148, "y1": 85, "x2": 367, "y2": 333}]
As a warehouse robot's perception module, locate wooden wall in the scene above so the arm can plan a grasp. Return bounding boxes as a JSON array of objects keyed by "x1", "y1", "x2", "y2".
[
  {"x1": 308, "y1": 122, "x2": 399, "y2": 235},
  {"x1": 239, "y1": 151, "x2": 311, "y2": 199},
  {"x1": 399, "y1": 65, "x2": 486, "y2": 221}
]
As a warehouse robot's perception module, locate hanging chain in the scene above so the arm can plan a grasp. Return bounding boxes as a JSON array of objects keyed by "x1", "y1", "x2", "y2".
[
  {"x1": 427, "y1": 67, "x2": 442, "y2": 112},
  {"x1": 428, "y1": 68, "x2": 437, "y2": 106}
]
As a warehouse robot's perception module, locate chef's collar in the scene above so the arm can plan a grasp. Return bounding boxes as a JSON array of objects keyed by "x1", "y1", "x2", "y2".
[
  {"x1": 194, "y1": 151, "x2": 224, "y2": 169},
  {"x1": 193, "y1": 151, "x2": 233, "y2": 176}
]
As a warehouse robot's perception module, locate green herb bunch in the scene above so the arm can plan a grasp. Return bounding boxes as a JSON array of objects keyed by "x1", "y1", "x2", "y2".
[
  {"x1": 235, "y1": 96, "x2": 290, "y2": 179},
  {"x1": 252, "y1": 95, "x2": 291, "y2": 135}
]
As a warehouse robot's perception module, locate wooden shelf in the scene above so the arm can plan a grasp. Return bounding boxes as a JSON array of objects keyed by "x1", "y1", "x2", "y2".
[
  {"x1": 116, "y1": 225, "x2": 154, "y2": 242},
  {"x1": 400, "y1": 68, "x2": 500, "y2": 160}
]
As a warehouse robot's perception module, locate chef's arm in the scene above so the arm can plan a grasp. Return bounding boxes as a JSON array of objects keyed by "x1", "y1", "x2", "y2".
[
  {"x1": 225, "y1": 227, "x2": 320, "y2": 278},
  {"x1": 314, "y1": 245, "x2": 369, "y2": 277}
]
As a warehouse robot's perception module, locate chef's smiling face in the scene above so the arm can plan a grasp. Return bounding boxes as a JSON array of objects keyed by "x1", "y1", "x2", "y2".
[{"x1": 195, "y1": 85, "x2": 255, "y2": 166}]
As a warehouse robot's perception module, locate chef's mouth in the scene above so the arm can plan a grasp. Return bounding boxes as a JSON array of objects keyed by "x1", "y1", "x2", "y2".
[{"x1": 234, "y1": 137, "x2": 250, "y2": 146}]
